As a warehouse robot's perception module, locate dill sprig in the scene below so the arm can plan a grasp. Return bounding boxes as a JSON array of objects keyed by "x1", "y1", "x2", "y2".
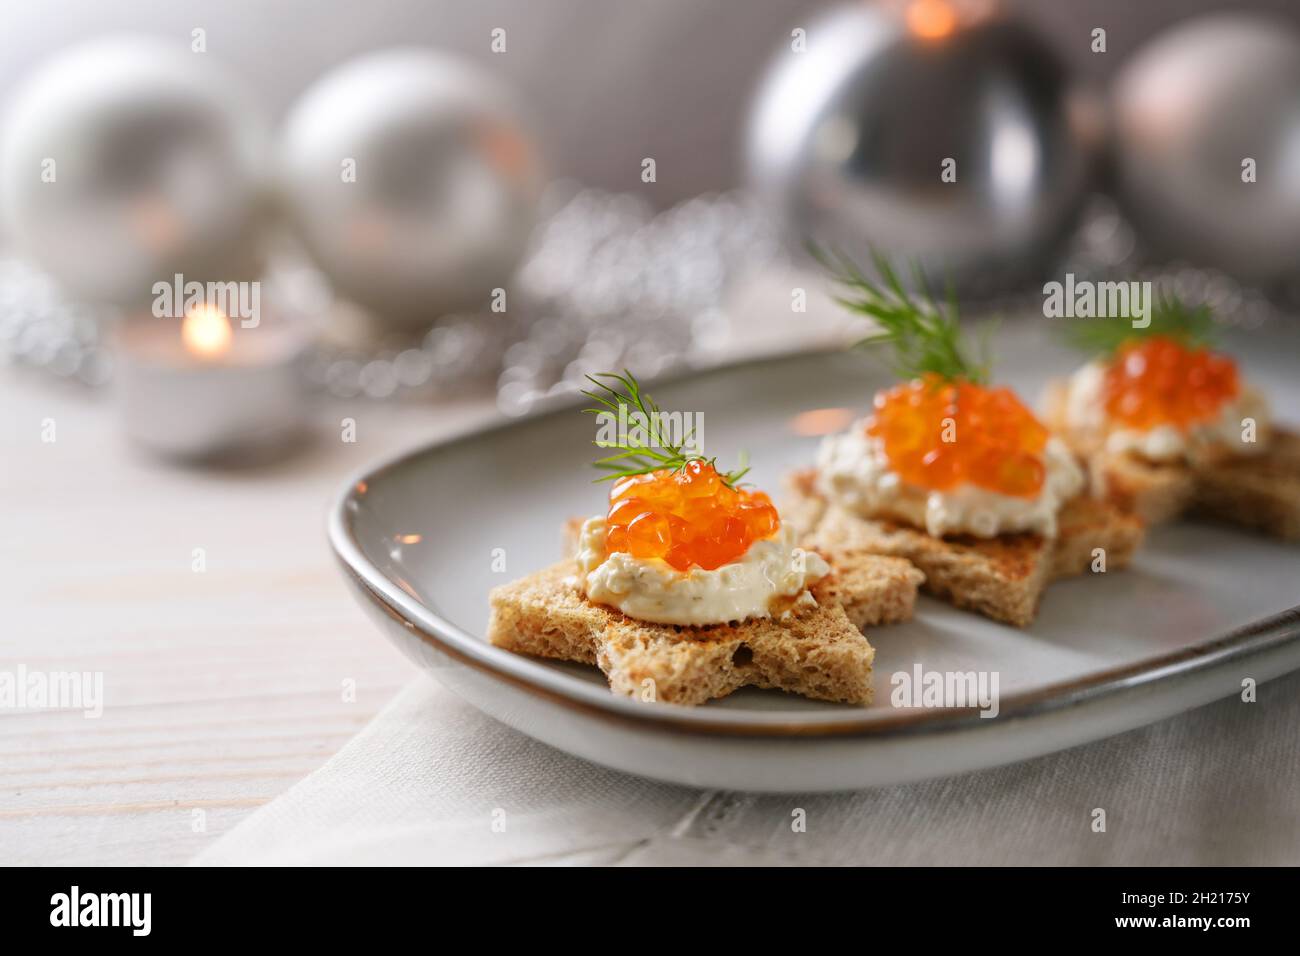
[
  {"x1": 811, "y1": 245, "x2": 991, "y2": 385},
  {"x1": 581, "y1": 370, "x2": 750, "y2": 487},
  {"x1": 1063, "y1": 291, "x2": 1217, "y2": 357}
]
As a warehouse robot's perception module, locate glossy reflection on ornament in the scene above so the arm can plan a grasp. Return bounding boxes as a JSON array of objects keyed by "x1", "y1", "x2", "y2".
[{"x1": 746, "y1": 1, "x2": 1097, "y2": 292}]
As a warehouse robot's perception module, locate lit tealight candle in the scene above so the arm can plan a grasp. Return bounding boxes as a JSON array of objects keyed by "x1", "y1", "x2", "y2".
[
  {"x1": 114, "y1": 305, "x2": 309, "y2": 461},
  {"x1": 180, "y1": 304, "x2": 235, "y2": 359}
]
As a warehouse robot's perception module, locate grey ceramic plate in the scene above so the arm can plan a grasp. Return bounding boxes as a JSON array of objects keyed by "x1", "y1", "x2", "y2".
[{"x1": 330, "y1": 320, "x2": 1300, "y2": 791}]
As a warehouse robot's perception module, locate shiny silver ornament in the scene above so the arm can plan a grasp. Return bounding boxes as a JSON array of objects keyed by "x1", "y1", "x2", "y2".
[
  {"x1": 1112, "y1": 13, "x2": 1300, "y2": 283},
  {"x1": 278, "y1": 50, "x2": 544, "y2": 329},
  {"x1": 0, "y1": 35, "x2": 268, "y2": 306},
  {"x1": 745, "y1": 3, "x2": 1098, "y2": 290}
]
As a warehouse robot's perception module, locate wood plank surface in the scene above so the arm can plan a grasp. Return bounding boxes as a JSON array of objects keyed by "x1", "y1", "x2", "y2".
[{"x1": 0, "y1": 366, "x2": 499, "y2": 864}]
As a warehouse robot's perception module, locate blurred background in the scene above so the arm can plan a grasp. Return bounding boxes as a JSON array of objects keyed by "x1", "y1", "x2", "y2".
[
  {"x1": 1, "y1": 0, "x2": 1297, "y2": 204},
  {"x1": 3, "y1": 0, "x2": 1299, "y2": 863},
  {"x1": 2, "y1": 0, "x2": 1299, "y2": 430}
]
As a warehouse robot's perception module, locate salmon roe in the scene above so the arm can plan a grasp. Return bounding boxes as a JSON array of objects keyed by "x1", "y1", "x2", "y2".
[
  {"x1": 1102, "y1": 336, "x2": 1239, "y2": 431},
  {"x1": 867, "y1": 374, "x2": 1049, "y2": 498},
  {"x1": 604, "y1": 460, "x2": 780, "y2": 572}
]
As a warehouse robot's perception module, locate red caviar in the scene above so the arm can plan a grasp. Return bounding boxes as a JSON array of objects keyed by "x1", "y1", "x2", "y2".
[
  {"x1": 1102, "y1": 336, "x2": 1239, "y2": 432},
  {"x1": 605, "y1": 460, "x2": 780, "y2": 571},
  {"x1": 867, "y1": 374, "x2": 1049, "y2": 498}
]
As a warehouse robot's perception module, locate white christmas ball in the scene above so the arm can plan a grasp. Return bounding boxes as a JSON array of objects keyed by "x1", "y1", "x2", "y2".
[
  {"x1": 1113, "y1": 13, "x2": 1300, "y2": 282},
  {"x1": 279, "y1": 50, "x2": 544, "y2": 327},
  {"x1": 0, "y1": 35, "x2": 268, "y2": 305}
]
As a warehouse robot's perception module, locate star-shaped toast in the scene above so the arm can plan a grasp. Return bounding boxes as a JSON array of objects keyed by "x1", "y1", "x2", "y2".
[
  {"x1": 488, "y1": 546, "x2": 922, "y2": 707},
  {"x1": 785, "y1": 469, "x2": 1142, "y2": 628}
]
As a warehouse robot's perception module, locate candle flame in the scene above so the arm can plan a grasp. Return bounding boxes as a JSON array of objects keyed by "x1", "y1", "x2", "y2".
[
  {"x1": 907, "y1": 0, "x2": 957, "y2": 39},
  {"x1": 182, "y1": 305, "x2": 233, "y2": 359}
]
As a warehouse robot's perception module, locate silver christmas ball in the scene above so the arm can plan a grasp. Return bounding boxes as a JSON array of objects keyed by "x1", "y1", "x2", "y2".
[
  {"x1": 279, "y1": 49, "x2": 544, "y2": 328},
  {"x1": 1112, "y1": 13, "x2": 1300, "y2": 283},
  {"x1": 745, "y1": 3, "x2": 1097, "y2": 290},
  {"x1": 0, "y1": 35, "x2": 268, "y2": 306}
]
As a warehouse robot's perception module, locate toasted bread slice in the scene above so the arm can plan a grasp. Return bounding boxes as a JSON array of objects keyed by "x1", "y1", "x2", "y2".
[
  {"x1": 1086, "y1": 450, "x2": 1197, "y2": 525},
  {"x1": 562, "y1": 512, "x2": 921, "y2": 633},
  {"x1": 814, "y1": 551, "x2": 925, "y2": 631},
  {"x1": 1050, "y1": 494, "x2": 1146, "y2": 578},
  {"x1": 1046, "y1": 379, "x2": 1300, "y2": 540},
  {"x1": 1081, "y1": 439, "x2": 1300, "y2": 538},
  {"x1": 808, "y1": 504, "x2": 1051, "y2": 627},
  {"x1": 787, "y1": 471, "x2": 1144, "y2": 627},
  {"x1": 1191, "y1": 429, "x2": 1300, "y2": 540},
  {"x1": 488, "y1": 562, "x2": 887, "y2": 705}
]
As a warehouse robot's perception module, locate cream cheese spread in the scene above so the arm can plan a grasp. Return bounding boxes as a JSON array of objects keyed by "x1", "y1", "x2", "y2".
[
  {"x1": 815, "y1": 423, "x2": 1084, "y2": 539},
  {"x1": 575, "y1": 516, "x2": 829, "y2": 626},
  {"x1": 1063, "y1": 360, "x2": 1271, "y2": 464}
]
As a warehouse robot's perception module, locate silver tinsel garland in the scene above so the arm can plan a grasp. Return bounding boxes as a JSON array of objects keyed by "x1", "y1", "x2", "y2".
[
  {"x1": 0, "y1": 184, "x2": 780, "y2": 417},
  {"x1": 0, "y1": 187, "x2": 1289, "y2": 418}
]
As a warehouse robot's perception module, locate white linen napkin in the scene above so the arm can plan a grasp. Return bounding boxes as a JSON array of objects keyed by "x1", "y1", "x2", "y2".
[{"x1": 194, "y1": 669, "x2": 1300, "y2": 866}]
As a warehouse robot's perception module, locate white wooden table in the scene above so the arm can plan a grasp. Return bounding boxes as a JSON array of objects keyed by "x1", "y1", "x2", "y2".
[{"x1": 0, "y1": 366, "x2": 498, "y2": 864}]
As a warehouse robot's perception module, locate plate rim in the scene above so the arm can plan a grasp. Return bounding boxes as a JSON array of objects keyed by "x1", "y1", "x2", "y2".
[{"x1": 327, "y1": 348, "x2": 1300, "y2": 739}]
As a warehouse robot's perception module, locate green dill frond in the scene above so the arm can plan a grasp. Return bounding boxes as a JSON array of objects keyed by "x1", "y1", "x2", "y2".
[
  {"x1": 810, "y1": 244, "x2": 990, "y2": 385},
  {"x1": 581, "y1": 370, "x2": 749, "y2": 487},
  {"x1": 1063, "y1": 291, "x2": 1217, "y2": 357}
]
